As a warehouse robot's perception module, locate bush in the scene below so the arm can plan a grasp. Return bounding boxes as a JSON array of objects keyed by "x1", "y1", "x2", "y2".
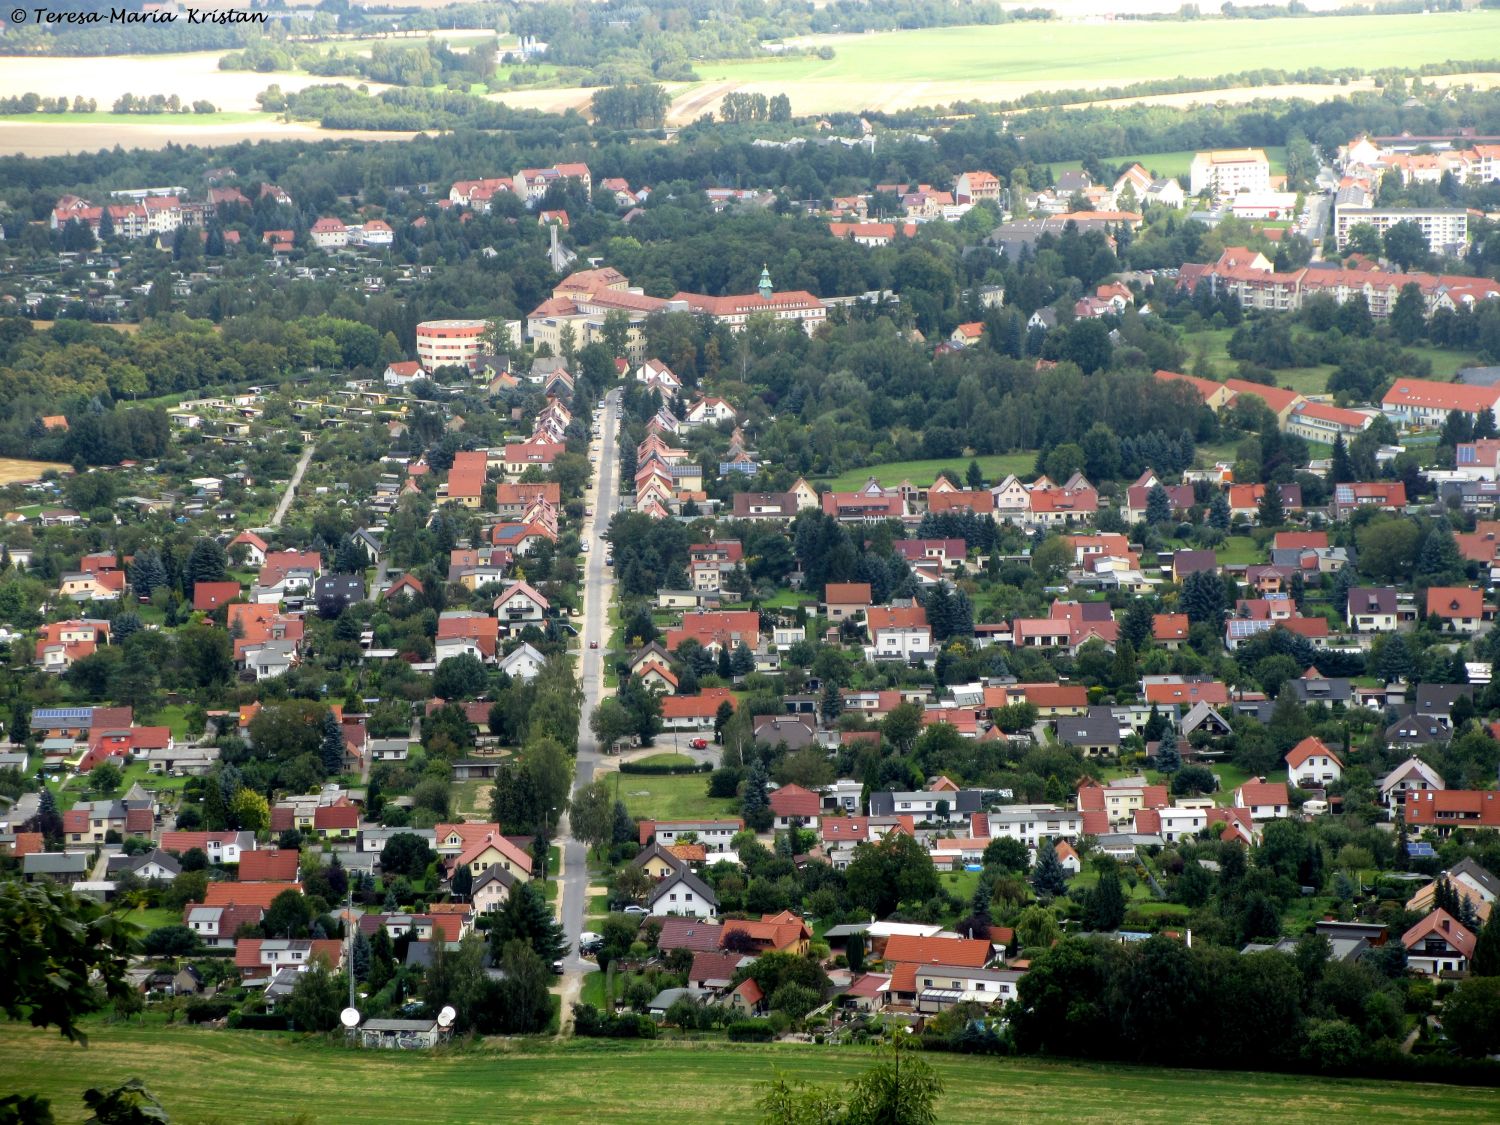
[
  {"x1": 727, "y1": 1020, "x2": 775, "y2": 1041},
  {"x1": 230, "y1": 1012, "x2": 292, "y2": 1031},
  {"x1": 184, "y1": 997, "x2": 233, "y2": 1024},
  {"x1": 572, "y1": 1002, "x2": 657, "y2": 1039},
  {"x1": 620, "y1": 761, "x2": 712, "y2": 776}
]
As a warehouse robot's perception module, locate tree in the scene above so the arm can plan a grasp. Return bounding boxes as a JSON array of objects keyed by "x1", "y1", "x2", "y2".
[
  {"x1": 983, "y1": 836, "x2": 1030, "y2": 873},
  {"x1": 184, "y1": 537, "x2": 227, "y2": 598},
  {"x1": 1383, "y1": 220, "x2": 1429, "y2": 271},
  {"x1": 589, "y1": 698, "x2": 635, "y2": 751},
  {"x1": 1472, "y1": 910, "x2": 1500, "y2": 977},
  {"x1": 1257, "y1": 483, "x2": 1284, "y2": 528},
  {"x1": 263, "y1": 889, "x2": 313, "y2": 939},
  {"x1": 1146, "y1": 484, "x2": 1172, "y2": 525},
  {"x1": 1208, "y1": 491, "x2": 1231, "y2": 531},
  {"x1": 489, "y1": 882, "x2": 568, "y2": 964},
  {"x1": 1390, "y1": 282, "x2": 1426, "y2": 344},
  {"x1": 352, "y1": 931, "x2": 372, "y2": 982},
  {"x1": 318, "y1": 709, "x2": 345, "y2": 777},
  {"x1": 285, "y1": 958, "x2": 342, "y2": 1032},
  {"x1": 432, "y1": 653, "x2": 486, "y2": 701},
  {"x1": 1031, "y1": 840, "x2": 1070, "y2": 898},
  {"x1": 1081, "y1": 867, "x2": 1126, "y2": 932},
  {"x1": 89, "y1": 761, "x2": 124, "y2": 798},
  {"x1": 845, "y1": 833, "x2": 938, "y2": 917},
  {"x1": 1180, "y1": 570, "x2": 1226, "y2": 626},
  {"x1": 571, "y1": 780, "x2": 615, "y2": 856},
  {"x1": 1156, "y1": 729, "x2": 1181, "y2": 774},
  {"x1": 742, "y1": 756, "x2": 771, "y2": 831},
  {"x1": 493, "y1": 939, "x2": 553, "y2": 1033},
  {"x1": 379, "y1": 832, "x2": 434, "y2": 879},
  {"x1": 1329, "y1": 434, "x2": 1354, "y2": 484},
  {"x1": 0, "y1": 880, "x2": 136, "y2": 1043},
  {"x1": 1444, "y1": 976, "x2": 1500, "y2": 1057},
  {"x1": 229, "y1": 788, "x2": 269, "y2": 834}
]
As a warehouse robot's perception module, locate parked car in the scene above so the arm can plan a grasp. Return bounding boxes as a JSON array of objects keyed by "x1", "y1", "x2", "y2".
[
  {"x1": 590, "y1": 640, "x2": 598, "y2": 649},
  {"x1": 621, "y1": 904, "x2": 649, "y2": 916},
  {"x1": 689, "y1": 737, "x2": 708, "y2": 749}
]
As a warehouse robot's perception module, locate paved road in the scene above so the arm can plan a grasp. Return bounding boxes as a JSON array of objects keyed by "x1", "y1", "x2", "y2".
[
  {"x1": 553, "y1": 387, "x2": 623, "y2": 1028},
  {"x1": 269, "y1": 442, "x2": 315, "y2": 528}
]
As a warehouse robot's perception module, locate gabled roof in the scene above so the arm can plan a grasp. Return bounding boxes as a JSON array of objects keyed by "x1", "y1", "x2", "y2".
[
  {"x1": 1286, "y1": 736, "x2": 1342, "y2": 771},
  {"x1": 649, "y1": 867, "x2": 719, "y2": 908},
  {"x1": 768, "y1": 784, "x2": 821, "y2": 818},
  {"x1": 203, "y1": 881, "x2": 302, "y2": 909},
  {"x1": 882, "y1": 935, "x2": 991, "y2": 968},
  {"x1": 1401, "y1": 908, "x2": 1476, "y2": 957},
  {"x1": 237, "y1": 848, "x2": 300, "y2": 882}
]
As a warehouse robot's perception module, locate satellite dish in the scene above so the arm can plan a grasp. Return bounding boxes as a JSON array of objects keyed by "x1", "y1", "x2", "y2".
[
  {"x1": 340, "y1": 1007, "x2": 360, "y2": 1029},
  {"x1": 437, "y1": 1006, "x2": 456, "y2": 1028}
]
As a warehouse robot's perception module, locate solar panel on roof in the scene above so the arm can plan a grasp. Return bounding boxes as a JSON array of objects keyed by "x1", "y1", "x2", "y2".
[{"x1": 32, "y1": 707, "x2": 94, "y2": 722}]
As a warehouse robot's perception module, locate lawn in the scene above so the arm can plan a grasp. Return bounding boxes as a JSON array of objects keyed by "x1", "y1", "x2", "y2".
[
  {"x1": 1216, "y1": 536, "x2": 1263, "y2": 567},
  {"x1": 153, "y1": 704, "x2": 200, "y2": 742},
  {"x1": 618, "y1": 772, "x2": 737, "y2": 822},
  {"x1": 115, "y1": 905, "x2": 181, "y2": 933},
  {"x1": 699, "y1": 12, "x2": 1498, "y2": 90},
  {"x1": 1049, "y1": 147, "x2": 1287, "y2": 180},
  {"x1": 819, "y1": 452, "x2": 1037, "y2": 492},
  {"x1": 2, "y1": 1022, "x2": 1497, "y2": 1123}
]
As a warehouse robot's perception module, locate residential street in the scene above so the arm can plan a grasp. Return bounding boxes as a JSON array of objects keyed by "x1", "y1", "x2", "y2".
[
  {"x1": 554, "y1": 386, "x2": 623, "y2": 1026},
  {"x1": 269, "y1": 442, "x2": 315, "y2": 528}
]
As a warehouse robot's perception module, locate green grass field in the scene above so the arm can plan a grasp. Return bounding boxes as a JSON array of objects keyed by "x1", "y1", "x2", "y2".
[
  {"x1": 2, "y1": 1023, "x2": 1496, "y2": 1123},
  {"x1": 1216, "y1": 536, "x2": 1263, "y2": 566},
  {"x1": 1050, "y1": 147, "x2": 1286, "y2": 180},
  {"x1": 618, "y1": 773, "x2": 736, "y2": 821},
  {"x1": 702, "y1": 12, "x2": 1498, "y2": 89},
  {"x1": 820, "y1": 453, "x2": 1037, "y2": 492}
]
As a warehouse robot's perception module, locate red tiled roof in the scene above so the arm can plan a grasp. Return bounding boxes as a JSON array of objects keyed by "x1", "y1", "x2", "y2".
[
  {"x1": 237, "y1": 848, "x2": 300, "y2": 882},
  {"x1": 203, "y1": 882, "x2": 302, "y2": 909},
  {"x1": 768, "y1": 784, "x2": 821, "y2": 818},
  {"x1": 883, "y1": 935, "x2": 991, "y2": 968}
]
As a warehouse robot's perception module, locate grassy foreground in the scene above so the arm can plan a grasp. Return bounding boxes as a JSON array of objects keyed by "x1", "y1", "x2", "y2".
[{"x1": 2, "y1": 1022, "x2": 1496, "y2": 1123}]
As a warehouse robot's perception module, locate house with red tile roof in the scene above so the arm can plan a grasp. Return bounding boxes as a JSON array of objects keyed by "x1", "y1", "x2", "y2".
[
  {"x1": 1401, "y1": 909, "x2": 1476, "y2": 976},
  {"x1": 203, "y1": 881, "x2": 303, "y2": 910},
  {"x1": 1406, "y1": 789, "x2": 1500, "y2": 833},
  {"x1": 235, "y1": 937, "x2": 343, "y2": 983},
  {"x1": 1152, "y1": 613, "x2": 1190, "y2": 649},
  {"x1": 660, "y1": 688, "x2": 737, "y2": 731},
  {"x1": 1425, "y1": 586, "x2": 1488, "y2": 634},
  {"x1": 313, "y1": 803, "x2": 359, "y2": 839},
  {"x1": 1234, "y1": 780, "x2": 1290, "y2": 820},
  {"x1": 1153, "y1": 369, "x2": 1236, "y2": 411},
  {"x1": 665, "y1": 611, "x2": 761, "y2": 654},
  {"x1": 237, "y1": 848, "x2": 300, "y2": 882},
  {"x1": 769, "y1": 784, "x2": 822, "y2": 828},
  {"x1": 1286, "y1": 737, "x2": 1343, "y2": 787},
  {"x1": 193, "y1": 580, "x2": 242, "y2": 613},
  {"x1": 720, "y1": 912, "x2": 811, "y2": 955}
]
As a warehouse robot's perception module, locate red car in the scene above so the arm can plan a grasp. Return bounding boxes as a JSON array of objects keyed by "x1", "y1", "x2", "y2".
[
  {"x1": 589, "y1": 640, "x2": 599, "y2": 649},
  {"x1": 689, "y1": 737, "x2": 708, "y2": 749}
]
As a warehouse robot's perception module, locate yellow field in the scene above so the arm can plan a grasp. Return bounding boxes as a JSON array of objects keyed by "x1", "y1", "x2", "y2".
[{"x1": 0, "y1": 458, "x2": 70, "y2": 485}]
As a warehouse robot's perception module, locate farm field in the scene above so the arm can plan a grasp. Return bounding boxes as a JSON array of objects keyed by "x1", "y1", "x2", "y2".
[
  {"x1": 820, "y1": 453, "x2": 1037, "y2": 492},
  {"x1": 662, "y1": 11, "x2": 1500, "y2": 117},
  {"x1": 0, "y1": 458, "x2": 69, "y2": 485},
  {"x1": 2, "y1": 1023, "x2": 1497, "y2": 1124}
]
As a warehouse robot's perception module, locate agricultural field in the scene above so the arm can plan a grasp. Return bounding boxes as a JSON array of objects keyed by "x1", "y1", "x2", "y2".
[
  {"x1": 3, "y1": 1022, "x2": 1497, "y2": 1124},
  {"x1": 670, "y1": 11, "x2": 1500, "y2": 116},
  {"x1": 0, "y1": 458, "x2": 69, "y2": 485}
]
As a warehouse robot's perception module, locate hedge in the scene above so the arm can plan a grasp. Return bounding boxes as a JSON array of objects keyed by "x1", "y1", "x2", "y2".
[
  {"x1": 619, "y1": 761, "x2": 713, "y2": 776},
  {"x1": 727, "y1": 1020, "x2": 775, "y2": 1042}
]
